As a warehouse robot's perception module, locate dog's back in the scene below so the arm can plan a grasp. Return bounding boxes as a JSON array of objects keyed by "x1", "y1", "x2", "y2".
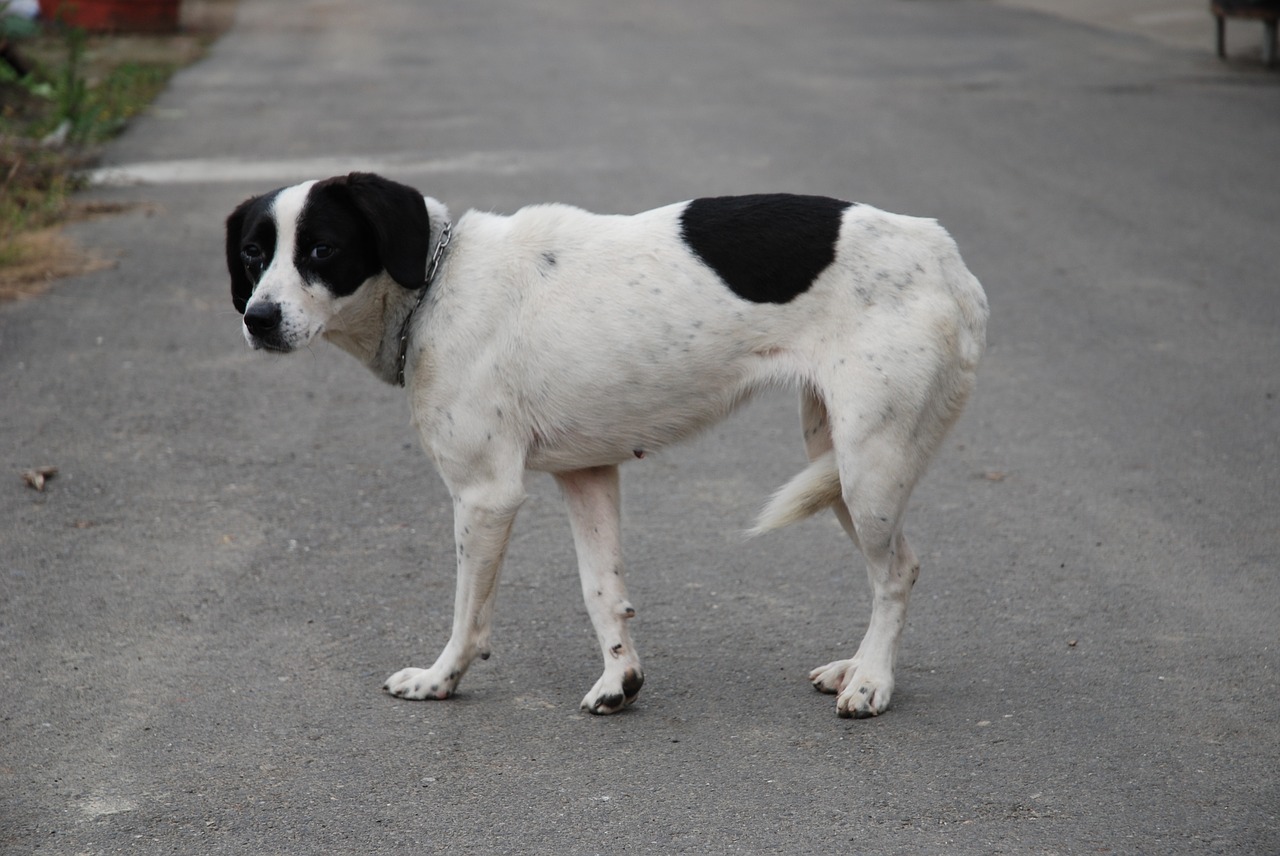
[{"x1": 425, "y1": 200, "x2": 985, "y2": 476}]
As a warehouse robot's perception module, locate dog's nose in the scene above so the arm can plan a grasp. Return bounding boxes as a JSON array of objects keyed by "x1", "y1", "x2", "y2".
[{"x1": 243, "y1": 302, "x2": 282, "y2": 336}]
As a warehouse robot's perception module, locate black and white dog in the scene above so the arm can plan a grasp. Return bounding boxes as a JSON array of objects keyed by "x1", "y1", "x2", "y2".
[{"x1": 225, "y1": 173, "x2": 987, "y2": 718}]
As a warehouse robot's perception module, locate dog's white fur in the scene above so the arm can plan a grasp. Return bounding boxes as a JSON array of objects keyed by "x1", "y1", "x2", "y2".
[{"x1": 233, "y1": 179, "x2": 987, "y2": 717}]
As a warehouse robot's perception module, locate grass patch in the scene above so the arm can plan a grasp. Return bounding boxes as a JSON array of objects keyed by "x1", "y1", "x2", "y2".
[
  {"x1": 0, "y1": 221, "x2": 113, "y2": 302},
  {"x1": 0, "y1": 143, "x2": 81, "y2": 255},
  {"x1": 1, "y1": 2, "x2": 235, "y2": 295},
  {"x1": 1, "y1": 26, "x2": 187, "y2": 248}
]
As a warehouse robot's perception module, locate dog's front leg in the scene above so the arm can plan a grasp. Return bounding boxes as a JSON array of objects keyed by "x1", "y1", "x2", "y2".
[
  {"x1": 554, "y1": 466, "x2": 644, "y2": 715},
  {"x1": 384, "y1": 484, "x2": 524, "y2": 701}
]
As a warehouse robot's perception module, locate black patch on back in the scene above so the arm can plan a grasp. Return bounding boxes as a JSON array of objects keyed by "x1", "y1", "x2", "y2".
[
  {"x1": 679, "y1": 194, "x2": 853, "y2": 304},
  {"x1": 225, "y1": 188, "x2": 282, "y2": 314}
]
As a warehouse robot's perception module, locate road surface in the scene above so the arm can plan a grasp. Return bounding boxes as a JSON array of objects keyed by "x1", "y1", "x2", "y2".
[{"x1": 2, "y1": 0, "x2": 1277, "y2": 852}]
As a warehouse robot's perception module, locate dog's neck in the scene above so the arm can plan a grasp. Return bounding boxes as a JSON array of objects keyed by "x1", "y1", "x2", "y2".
[{"x1": 322, "y1": 197, "x2": 451, "y2": 386}]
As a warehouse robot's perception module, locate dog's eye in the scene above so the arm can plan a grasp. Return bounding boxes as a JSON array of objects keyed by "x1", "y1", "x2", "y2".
[
  {"x1": 310, "y1": 243, "x2": 336, "y2": 261},
  {"x1": 241, "y1": 244, "x2": 264, "y2": 266}
]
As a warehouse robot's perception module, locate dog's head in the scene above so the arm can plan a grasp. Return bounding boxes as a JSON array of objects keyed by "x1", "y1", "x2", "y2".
[{"x1": 225, "y1": 172, "x2": 431, "y2": 353}]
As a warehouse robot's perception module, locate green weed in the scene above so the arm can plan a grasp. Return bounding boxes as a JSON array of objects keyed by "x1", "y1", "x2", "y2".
[{"x1": 1, "y1": 23, "x2": 182, "y2": 261}]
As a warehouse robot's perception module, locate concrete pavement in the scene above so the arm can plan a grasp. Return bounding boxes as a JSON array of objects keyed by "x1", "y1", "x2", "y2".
[
  {"x1": 3, "y1": 0, "x2": 1278, "y2": 853},
  {"x1": 1000, "y1": 0, "x2": 1212, "y2": 53},
  {"x1": 1004, "y1": 0, "x2": 1279, "y2": 64}
]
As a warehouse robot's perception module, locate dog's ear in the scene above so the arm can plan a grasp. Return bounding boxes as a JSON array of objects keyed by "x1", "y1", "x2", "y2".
[
  {"x1": 337, "y1": 173, "x2": 432, "y2": 289},
  {"x1": 225, "y1": 196, "x2": 258, "y2": 315}
]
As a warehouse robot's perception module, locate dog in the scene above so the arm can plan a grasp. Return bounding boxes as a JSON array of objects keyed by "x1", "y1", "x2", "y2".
[{"x1": 225, "y1": 172, "x2": 987, "y2": 718}]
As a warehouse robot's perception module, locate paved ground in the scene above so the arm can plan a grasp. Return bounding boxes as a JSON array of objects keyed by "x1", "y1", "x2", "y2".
[
  {"x1": 1005, "y1": 0, "x2": 1279, "y2": 60},
  {"x1": 2, "y1": 0, "x2": 1278, "y2": 853},
  {"x1": 1000, "y1": 0, "x2": 1218, "y2": 52}
]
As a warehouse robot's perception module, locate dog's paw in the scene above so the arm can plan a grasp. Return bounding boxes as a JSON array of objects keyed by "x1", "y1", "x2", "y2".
[
  {"x1": 383, "y1": 666, "x2": 461, "y2": 700},
  {"x1": 809, "y1": 658, "x2": 893, "y2": 718},
  {"x1": 580, "y1": 667, "x2": 644, "y2": 715}
]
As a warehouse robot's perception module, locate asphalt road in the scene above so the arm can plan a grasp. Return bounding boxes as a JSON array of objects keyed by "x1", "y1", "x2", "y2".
[{"x1": 3, "y1": 1, "x2": 1278, "y2": 853}]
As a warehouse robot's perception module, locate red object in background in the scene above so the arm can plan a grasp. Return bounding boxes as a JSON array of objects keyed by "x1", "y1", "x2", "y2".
[{"x1": 39, "y1": 0, "x2": 181, "y2": 32}]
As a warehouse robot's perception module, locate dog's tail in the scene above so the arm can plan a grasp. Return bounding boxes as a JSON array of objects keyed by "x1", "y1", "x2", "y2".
[{"x1": 747, "y1": 450, "x2": 842, "y2": 536}]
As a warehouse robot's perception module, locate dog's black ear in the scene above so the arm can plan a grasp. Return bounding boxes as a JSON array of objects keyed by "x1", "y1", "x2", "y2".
[
  {"x1": 226, "y1": 196, "x2": 257, "y2": 315},
  {"x1": 338, "y1": 173, "x2": 432, "y2": 289}
]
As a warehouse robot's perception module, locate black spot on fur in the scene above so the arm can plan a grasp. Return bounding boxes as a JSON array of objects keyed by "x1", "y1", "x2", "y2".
[
  {"x1": 305, "y1": 173, "x2": 432, "y2": 293},
  {"x1": 679, "y1": 194, "x2": 852, "y2": 304},
  {"x1": 622, "y1": 668, "x2": 644, "y2": 702},
  {"x1": 293, "y1": 181, "x2": 383, "y2": 297},
  {"x1": 225, "y1": 189, "x2": 281, "y2": 314},
  {"x1": 594, "y1": 692, "x2": 625, "y2": 711}
]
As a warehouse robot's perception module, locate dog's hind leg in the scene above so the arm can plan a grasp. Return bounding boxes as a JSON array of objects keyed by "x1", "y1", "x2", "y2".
[
  {"x1": 555, "y1": 465, "x2": 644, "y2": 715},
  {"x1": 802, "y1": 382, "x2": 944, "y2": 718},
  {"x1": 801, "y1": 389, "x2": 899, "y2": 717},
  {"x1": 384, "y1": 480, "x2": 524, "y2": 701}
]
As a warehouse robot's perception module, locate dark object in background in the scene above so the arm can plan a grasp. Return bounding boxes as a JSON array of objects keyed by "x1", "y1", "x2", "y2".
[
  {"x1": 38, "y1": 0, "x2": 180, "y2": 32},
  {"x1": 1211, "y1": 0, "x2": 1279, "y2": 66}
]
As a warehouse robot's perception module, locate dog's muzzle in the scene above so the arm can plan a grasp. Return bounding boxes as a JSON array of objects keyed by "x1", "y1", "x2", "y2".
[{"x1": 243, "y1": 301, "x2": 291, "y2": 352}]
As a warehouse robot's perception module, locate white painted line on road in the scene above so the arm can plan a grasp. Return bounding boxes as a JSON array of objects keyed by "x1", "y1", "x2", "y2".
[
  {"x1": 1131, "y1": 9, "x2": 1204, "y2": 25},
  {"x1": 83, "y1": 150, "x2": 603, "y2": 187}
]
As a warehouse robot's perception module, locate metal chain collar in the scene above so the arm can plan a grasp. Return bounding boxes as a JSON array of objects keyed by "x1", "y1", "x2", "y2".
[{"x1": 395, "y1": 220, "x2": 452, "y2": 388}]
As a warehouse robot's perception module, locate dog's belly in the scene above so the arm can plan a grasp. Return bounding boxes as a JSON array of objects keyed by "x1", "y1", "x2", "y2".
[
  {"x1": 519, "y1": 353, "x2": 768, "y2": 472},
  {"x1": 505, "y1": 289, "x2": 814, "y2": 472}
]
